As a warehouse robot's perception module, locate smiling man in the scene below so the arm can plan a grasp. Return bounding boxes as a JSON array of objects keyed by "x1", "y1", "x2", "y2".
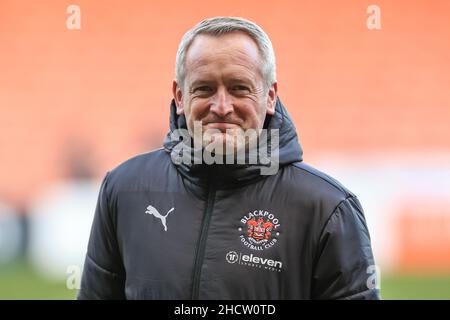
[
  {"x1": 173, "y1": 30, "x2": 276, "y2": 156},
  {"x1": 78, "y1": 17, "x2": 380, "y2": 300}
]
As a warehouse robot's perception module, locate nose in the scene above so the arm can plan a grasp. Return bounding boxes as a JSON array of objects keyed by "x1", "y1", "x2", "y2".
[{"x1": 210, "y1": 87, "x2": 233, "y2": 118}]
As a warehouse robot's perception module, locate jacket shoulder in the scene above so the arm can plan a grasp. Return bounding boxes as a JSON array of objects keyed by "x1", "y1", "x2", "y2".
[
  {"x1": 106, "y1": 148, "x2": 173, "y2": 191},
  {"x1": 277, "y1": 162, "x2": 358, "y2": 218},
  {"x1": 291, "y1": 162, "x2": 355, "y2": 199}
]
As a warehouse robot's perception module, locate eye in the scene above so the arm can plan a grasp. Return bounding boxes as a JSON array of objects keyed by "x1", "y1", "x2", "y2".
[
  {"x1": 194, "y1": 86, "x2": 212, "y2": 92},
  {"x1": 231, "y1": 85, "x2": 250, "y2": 92}
]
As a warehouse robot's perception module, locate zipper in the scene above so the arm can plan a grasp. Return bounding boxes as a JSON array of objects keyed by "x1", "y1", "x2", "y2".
[{"x1": 191, "y1": 181, "x2": 216, "y2": 300}]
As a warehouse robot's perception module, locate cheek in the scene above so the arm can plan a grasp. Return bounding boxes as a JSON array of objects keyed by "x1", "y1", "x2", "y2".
[
  {"x1": 243, "y1": 102, "x2": 267, "y2": 128},
  {"x1": 188, "y1": 100, "x2": 210, "y2": 120}
]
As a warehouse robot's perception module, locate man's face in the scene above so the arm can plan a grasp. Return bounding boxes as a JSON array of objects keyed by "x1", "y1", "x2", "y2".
[{"x1": 173, "y1": 32, "x2": 277, "y2": 153}]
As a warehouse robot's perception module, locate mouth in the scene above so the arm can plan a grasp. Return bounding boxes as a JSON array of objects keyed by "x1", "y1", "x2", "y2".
[{"x1": 204, "y1": 122, "x2": 241, "y2": 132}]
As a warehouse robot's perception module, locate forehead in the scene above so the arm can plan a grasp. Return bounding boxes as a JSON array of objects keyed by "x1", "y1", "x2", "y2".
[{"x1": 184, "y1": 32, "x2": 263, "y2": 81}]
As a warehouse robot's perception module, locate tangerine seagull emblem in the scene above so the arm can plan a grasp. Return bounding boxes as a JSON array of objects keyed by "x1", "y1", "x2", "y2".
[{"x1": 145, "y1": 205, "x2": 175, "y2": 231}]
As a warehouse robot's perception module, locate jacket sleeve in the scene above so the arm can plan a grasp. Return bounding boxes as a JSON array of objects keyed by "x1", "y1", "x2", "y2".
[
  {"x1": 77, "y1": 173, "x2": 126, "y2": 300},
  {"x1": 311, "y1": 196, "x2": 381, "y2": 300}
]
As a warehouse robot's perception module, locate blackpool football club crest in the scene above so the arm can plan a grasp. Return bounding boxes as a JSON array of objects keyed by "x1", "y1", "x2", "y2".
[{"x1": 238, "y1": 210, "x2": 281, "y2": 251}]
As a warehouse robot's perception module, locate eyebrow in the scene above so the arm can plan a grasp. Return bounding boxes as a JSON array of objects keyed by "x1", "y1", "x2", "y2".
[
  {"x1": 190, "y1": 76, "x2": 254, "y2": 88},
  {"x1": 188, "y1": 80, "x2": 213, "y2": 92},
  {"x1": 190, "y1": 79, "x2": 213, "y2": 87}
]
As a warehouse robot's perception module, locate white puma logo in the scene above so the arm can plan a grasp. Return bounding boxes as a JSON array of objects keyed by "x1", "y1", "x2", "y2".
[{"x1": 145, "y1": 205, "x2": 174, "y2": 232}]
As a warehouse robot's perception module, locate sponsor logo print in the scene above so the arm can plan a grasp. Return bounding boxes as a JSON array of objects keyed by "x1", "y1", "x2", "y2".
[
  {"x1": 225, "y1": 251, "x2": 282, "y2": 272},
  {"x1": 226, "y1": 251, "x2": 239, "y2": 264},
  {"x1": 239, "y1": 210, "x2": 281, "y2": 251},
  {"x1": 145, "y1": 205, "x2": 174, "y2": 231}
]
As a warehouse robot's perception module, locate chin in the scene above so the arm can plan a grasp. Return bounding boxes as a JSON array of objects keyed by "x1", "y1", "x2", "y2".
[
  {"x1": 202, "y1": 132, "x2": 233, "y2": 155},
  {"x1": 202, "y1": 131, "x2": 256, "y2": 157}
]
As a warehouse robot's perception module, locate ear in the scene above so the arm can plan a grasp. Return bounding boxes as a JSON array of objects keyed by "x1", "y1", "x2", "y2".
[
  {"x1": 172, "y1": 80, "x2": 184, "y2": 115},
  {"x1": 266, "y1": 82, "x2": 278, "y2": 116}
]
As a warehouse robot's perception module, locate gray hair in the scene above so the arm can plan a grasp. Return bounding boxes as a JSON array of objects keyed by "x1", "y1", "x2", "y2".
[{"x1": 175, "y1": 16, "x2": 277, "y2": 91}]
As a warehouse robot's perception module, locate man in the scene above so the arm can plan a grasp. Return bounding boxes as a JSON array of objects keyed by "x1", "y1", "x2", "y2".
[{"x1": 78, "y1": 17, "x2": 380, "y2": 300}]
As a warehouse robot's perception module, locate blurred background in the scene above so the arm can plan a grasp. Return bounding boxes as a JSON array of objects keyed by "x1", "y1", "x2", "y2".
[{"x1": 1, "y1": 0, "x2": 450, "y2": 299}]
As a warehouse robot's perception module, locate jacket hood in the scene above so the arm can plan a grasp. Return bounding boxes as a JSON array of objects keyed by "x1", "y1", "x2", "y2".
[{"x1": 163, "y1": 97, "x2": 303, "y2": 187}]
